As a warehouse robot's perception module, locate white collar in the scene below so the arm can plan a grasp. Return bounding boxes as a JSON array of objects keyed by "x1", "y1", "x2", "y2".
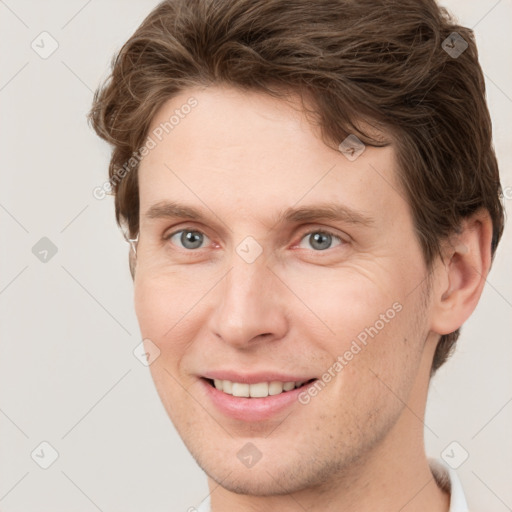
[{"x1": 195, "y1": 459, "x2": 468, "y2": 511}]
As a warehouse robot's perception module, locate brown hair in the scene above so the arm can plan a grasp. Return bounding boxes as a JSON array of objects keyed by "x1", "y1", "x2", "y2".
[{"x1": 88, "y1": 0, "x2": 504, "y2": 373}]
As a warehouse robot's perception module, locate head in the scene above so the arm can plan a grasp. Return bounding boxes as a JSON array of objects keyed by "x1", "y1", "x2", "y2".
[{"x1": 89, "y1": 0, "x2": 504, "y2": 500}]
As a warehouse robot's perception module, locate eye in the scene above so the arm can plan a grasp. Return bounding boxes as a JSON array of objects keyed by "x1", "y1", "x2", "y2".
[
  {"x1": 166, "y1": 228, "x2": 210, "y2": 250},
  {"x1": 297, "y1": 229, "x2": 344, "y2": 251}
]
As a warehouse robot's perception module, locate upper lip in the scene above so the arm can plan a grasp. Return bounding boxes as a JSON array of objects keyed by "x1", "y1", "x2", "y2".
[{"x1": 201, "y1": 371, "x2": 316, "y2": 384}]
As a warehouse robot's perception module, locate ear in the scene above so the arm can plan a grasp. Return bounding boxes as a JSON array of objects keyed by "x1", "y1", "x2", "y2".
[{"x1": 429, "y1": 209, "x2": 493, "y2": 336}]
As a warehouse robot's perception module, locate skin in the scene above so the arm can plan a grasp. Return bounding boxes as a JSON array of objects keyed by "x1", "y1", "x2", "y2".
[{"x1": 132, "y1": 85, "x2": 492, "y2": 511}]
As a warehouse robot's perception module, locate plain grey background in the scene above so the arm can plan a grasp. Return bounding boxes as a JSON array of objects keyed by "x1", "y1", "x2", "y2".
[{"x1": 0, "y1": 1, "x2": 510, "y2": 510}]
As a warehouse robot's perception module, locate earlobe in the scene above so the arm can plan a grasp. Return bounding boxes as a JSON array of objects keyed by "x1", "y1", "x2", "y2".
[{"x1": 430, "y1": 209, "x2": 493, "y2": 336}]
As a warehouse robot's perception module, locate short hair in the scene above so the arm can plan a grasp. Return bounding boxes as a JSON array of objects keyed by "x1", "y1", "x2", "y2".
[{"x1": 88, "y1": 0, "x2": 505, "y2": 373}]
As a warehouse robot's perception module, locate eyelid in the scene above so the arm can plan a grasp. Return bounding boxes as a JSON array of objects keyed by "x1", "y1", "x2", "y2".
[{"x1": 163, "y1": 220, "x2": 208, "y2": 237}]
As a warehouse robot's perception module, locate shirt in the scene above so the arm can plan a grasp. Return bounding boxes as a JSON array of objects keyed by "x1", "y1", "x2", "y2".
[{"x1": 195, "y1": 459, "x2": 468, "y2": 511}]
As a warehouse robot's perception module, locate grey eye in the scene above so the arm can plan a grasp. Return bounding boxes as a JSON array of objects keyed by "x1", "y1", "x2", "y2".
[
  {"x1": 170, "y1": 229, "x2": 209, "y2": 250},
  {"x1": 298, "y1": 231, "x2": 342, "y2": 251}
]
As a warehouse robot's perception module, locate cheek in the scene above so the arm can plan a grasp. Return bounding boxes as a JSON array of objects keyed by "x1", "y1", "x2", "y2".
[
  {"x1": 134, "y1": 265, "x2": 208, "y2": 336},
  {"x1": 133, "y1": 270, "x2": 193, "y2": 367},
  {"x1": 288, "y1": 264, "x2": 426, "y2": 389},
  {"x1": 134, "y1": 272, "x2": 200, "y2": 425},
  {"x1": 285, "y1": 265, "x2": 402, "y2": 343},
  {"x1": 134, "y1": 273, "x2": 169, "y2": 339},
  {"x1": 133, "y1": 264, "x2": 227, "y2": 386}
]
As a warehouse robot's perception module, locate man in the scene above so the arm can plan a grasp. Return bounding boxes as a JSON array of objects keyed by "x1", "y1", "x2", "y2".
[{"x1": 89, "y1": 0, "x2": 504, "y2": 510}]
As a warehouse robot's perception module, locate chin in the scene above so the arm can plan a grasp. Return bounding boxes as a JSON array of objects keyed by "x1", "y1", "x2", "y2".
[
  {"x1": 200, "y1": 460, "x2": 309, "y2": 496},
  {"x1": 188, "y1": 438, "x2": 341, "y2": 498}
]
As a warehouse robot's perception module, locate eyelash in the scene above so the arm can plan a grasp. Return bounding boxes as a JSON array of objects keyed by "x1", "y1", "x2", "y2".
[{"x1": 163, "y1": 226, "x2": 346, "y2": 252}]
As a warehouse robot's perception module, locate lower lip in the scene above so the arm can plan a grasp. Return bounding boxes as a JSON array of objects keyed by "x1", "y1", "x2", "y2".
[{"x1": 200, "y1": 379, "x2": 316, "y2": 422}]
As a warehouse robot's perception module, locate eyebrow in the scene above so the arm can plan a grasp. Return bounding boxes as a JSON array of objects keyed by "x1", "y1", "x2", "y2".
[{"x1": 143, "y1": 200, "x2": 375, "y2": 228}]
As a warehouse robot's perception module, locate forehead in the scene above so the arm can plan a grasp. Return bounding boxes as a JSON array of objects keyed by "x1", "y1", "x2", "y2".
[{"x1": 138, "y1": 85, "x2": 405, "y2": 227}]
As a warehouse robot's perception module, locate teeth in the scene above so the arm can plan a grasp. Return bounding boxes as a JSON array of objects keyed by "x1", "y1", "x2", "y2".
[
  {"x1": 212, "y1": 379, "x2": 307, "y2": 398},
  {"x1": 232, "y1": 383, "x2": 250, "y2": 397},
  {"x1": 283, "y1": 381, "x2": 295, "y2": 391},
  {"x1": 249, "y1": 382, "x2": 268, "y2": 398},
  {"x1": 268, "y1": 381, "x2": 284, "y2": 395}
]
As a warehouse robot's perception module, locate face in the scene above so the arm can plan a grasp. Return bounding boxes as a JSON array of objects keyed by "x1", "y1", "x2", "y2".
[{"x1": 134, "y1": 85, "x2": 436, "y2": 496}]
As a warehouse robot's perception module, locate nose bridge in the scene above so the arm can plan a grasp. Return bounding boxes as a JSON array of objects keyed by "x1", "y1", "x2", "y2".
[
  {"x1": 209, "y1": 252, "x2": 287, "y2": 346},
  {"x1": 226, "y1": 259, "x2": 264, "y2": 310}
]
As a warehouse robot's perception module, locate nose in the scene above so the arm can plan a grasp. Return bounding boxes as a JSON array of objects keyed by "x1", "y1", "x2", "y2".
[{"x1": 207, "y1": 256, "x2": 289, "y2": 349}]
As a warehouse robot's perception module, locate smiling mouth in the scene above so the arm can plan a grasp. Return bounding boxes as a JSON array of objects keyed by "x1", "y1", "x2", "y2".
[{"x1": 203, "y1": 378, "x2": 317, "y2": 398}]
